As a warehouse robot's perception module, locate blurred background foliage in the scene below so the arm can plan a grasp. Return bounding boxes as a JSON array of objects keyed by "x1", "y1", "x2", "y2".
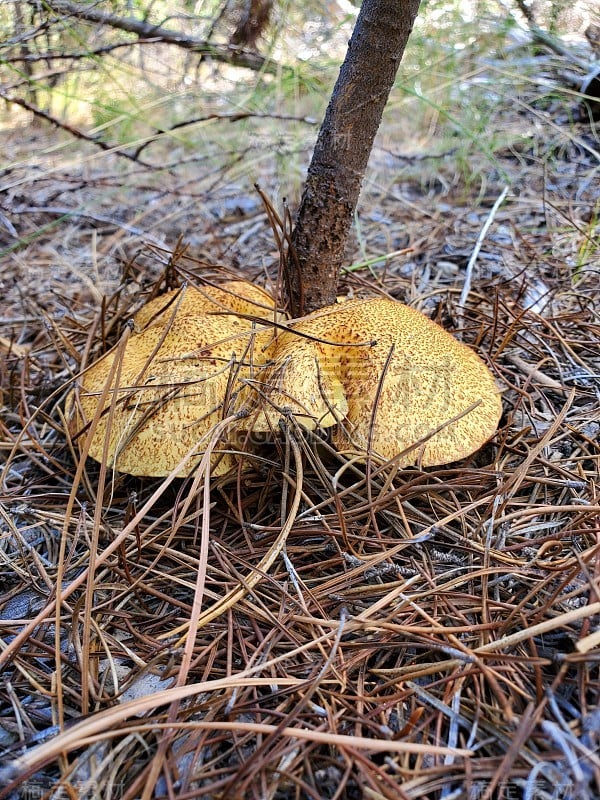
[
  {"x1": 2, "y1": 1, "x2": 597, "y2": 155},
  {"x1": 0, "y1": 0, "x2": 598, "y2": 265}
]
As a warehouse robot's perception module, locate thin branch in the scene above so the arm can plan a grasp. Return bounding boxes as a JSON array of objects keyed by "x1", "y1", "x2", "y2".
[
  {"x1": 528, "y1": 25, "x2": 591, "y2": 71},
  {"x1": 513, "y1": 1, "x2": 591, "y2": 71},
  {"x1": 2, "y1": 38, "x2": 163, "y2": 63},
  {"x1": 132, "y1": 110, "x2": 317, "y2": 157},
  {"x1": 12, "y1": 205, "x2": 168, "y2": 247},
  {"x1": 44, "y1": 0, "x2": 286, "y2": 75},
  {"x1": 0, "y1": 93, "x2": 154, "y2": 168},
  {"x1": 459, "y1": 185, "x2": 509, "y2": 308}
]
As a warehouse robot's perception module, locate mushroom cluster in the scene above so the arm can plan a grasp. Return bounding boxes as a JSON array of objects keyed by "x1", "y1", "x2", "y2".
[{"x1": 73, "y1": 283, "x2": 501, "y2": 476}]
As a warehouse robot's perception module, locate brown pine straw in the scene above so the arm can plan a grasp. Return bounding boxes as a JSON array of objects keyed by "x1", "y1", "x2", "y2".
[
  {"x1": 0, "y1": 258, "x2": 600, "y2": 798},
  {"x1": 2, "y1": 129, "x2": 600, "y2": 798}
]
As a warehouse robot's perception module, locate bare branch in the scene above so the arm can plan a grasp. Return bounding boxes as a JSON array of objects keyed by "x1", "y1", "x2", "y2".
[
  {"x1": 2, "y1": 39, "x2": 163, "y2": 64},
  {"x1": 132, "y1": 110, "x2": 317, "y2": 157},
  {"x1": 11, "y1": 205, "x2": 168, "y2": 247},
  {"x1": 44, "y1": 0, "x2": 286, "y2": 74},
  {"x1": 0, "y1": 93, "x2": 154, "y2": 168}
]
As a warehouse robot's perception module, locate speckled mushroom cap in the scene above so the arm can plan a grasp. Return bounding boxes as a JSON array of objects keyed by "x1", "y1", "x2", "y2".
[
  {"x1": 249, "y1": 297, "x2": 502, "y2": 467},
  {"x1": 74, "y1": 281, "x2": 276, "y2": 477},
  {"x1": 132, "y1": 280, "x2": 277, "y2": 331}
]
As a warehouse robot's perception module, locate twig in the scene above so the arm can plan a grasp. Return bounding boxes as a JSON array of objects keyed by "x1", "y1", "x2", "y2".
[
  {"x1": 530, "y1": 26, "x2": 591, "y2": 71},
  {"x1": 505, "y1": 352, "x2": 565, "y2": 391},
  {"x1": 0, "y1": 94, "x2": 154, "y2": 168},
  {"x1": 513, "y1": 1, "x2": 591, "y2": 70},
  {"x1": 132, "y1": 111, "x2": 317, "y2": 158},
  {"x1": 44, "y1": 0, "x2": 285, "y2": 75},
  {"x1": 12, "y1": 206, "x2": 167, "y2": 247},
  {"x1": 2, "y1": 39, "x2": 162, "y2": 63},
  {"x1": 459, "y1": 185, "x2": 509, "y2": 308}
]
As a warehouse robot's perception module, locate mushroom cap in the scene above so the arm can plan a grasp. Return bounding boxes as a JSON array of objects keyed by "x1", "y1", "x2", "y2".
[
  {"x1": 74, "y1": 281, "x2": 276, "y2": 477},
  {"x1": 246, "y1": 336, "x2": 349, "y2": 431},
  {"x1": 248, "y1": 297, "x2": 502, "y2": 467},
  {"x1": 132, "y1": 280, "x2": 276, "y2": 332}
]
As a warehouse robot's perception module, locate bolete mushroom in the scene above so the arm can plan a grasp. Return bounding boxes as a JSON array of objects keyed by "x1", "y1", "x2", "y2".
[
  {"x1": 73, "y1": 280, "x2": 276, "y2": 477},
  {"x1": 247, "y1": 297, "x2": 501, "y2": 467}
]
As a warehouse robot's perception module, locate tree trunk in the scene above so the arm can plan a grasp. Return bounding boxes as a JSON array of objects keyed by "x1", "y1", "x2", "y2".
[{"x1": 287, "y1": 0, "x2": 421, "y2": 316}]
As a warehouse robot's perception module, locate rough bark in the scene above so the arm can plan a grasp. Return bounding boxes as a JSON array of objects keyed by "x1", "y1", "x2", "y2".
[
  {"x1": 230, "y1": 0, "x2": 273, "y2": 50},
  {"x1": 287, "y1": 0, "x2": 421, "y2": 316}
]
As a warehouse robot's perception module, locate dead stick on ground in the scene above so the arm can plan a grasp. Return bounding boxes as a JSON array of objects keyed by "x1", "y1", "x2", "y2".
[
  {"x1": 474, "y1": 601, "x2": 600, "y2": 653},
  {"x1": 459, "y1": 185, "x2": 509, "y2": 309},
  {"x1": 506, "y1": 352, "x2": 565, "y2": 391}
]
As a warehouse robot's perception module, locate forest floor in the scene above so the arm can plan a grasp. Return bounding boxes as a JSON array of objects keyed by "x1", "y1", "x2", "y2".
[{"x1": 1, "y1": 17, "x2": 600, "y2": 800}]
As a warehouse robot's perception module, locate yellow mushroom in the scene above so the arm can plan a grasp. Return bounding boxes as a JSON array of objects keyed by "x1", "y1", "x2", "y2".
[
  {"x1": 73, "y1": 281, "x2": 276, "y2": 477},
  {"x1": 247, "y1": 297, "x2": 502, "y2": 467},
  {"x1": 132, "y1": 280, "x2": 277, "y2": 331}
]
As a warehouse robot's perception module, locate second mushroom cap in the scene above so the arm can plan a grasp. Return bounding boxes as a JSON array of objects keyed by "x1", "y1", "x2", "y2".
[{"x1": 247, "y1": 296, "x2": 502, "y2": 467}]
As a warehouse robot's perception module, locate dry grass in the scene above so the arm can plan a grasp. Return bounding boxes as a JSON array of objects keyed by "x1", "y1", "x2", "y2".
[{"x1": 1, "y1": 18, "x2": 600, "y2": 800}]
